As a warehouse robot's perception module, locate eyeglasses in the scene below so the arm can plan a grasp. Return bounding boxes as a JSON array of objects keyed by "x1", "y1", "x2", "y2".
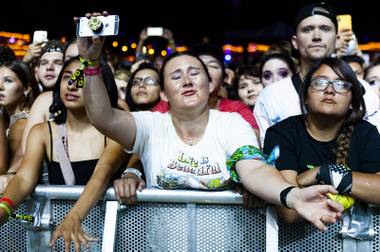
[
  {"x1": 132, "y1": 76, "x2": 159, "y2": 87},
  {"x1": 310, "y1": 78, "x2": 352, "y2": 93}
]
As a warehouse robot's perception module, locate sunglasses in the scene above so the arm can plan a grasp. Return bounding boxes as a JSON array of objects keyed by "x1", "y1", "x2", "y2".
[{"x1": 310, "y1": 78, "x2": 352, "y2": 94}]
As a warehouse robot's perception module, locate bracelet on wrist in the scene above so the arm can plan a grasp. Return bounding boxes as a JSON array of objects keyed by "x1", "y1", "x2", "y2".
[
  {"x1": 121, "y1": 168, "x2": 142, "y2": 180},
  {"x1": 0, "y1": 202, "x2": 12, "y2": 220},
  {"x1": 0, "y1": 196, "x2": 14, "y2": 208},
  {"x1": 280, "y1": 186, "x2": 296, "y2": 209},
  {"x1": 83, "y1": 66, "x2": 102, "y2": 76},
  {"x1": 79, "y1": 57, "x2": 100, "y2": 67}
]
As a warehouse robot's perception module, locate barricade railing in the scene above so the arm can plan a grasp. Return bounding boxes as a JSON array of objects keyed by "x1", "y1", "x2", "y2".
[{"x1": 0, "y1": 185, "x2": 378, "y2": 252}]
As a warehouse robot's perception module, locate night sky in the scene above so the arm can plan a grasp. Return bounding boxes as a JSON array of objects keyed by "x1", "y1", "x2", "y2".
[{"x1": 1, "y1": 0, "x2": 379, "y2": 46}]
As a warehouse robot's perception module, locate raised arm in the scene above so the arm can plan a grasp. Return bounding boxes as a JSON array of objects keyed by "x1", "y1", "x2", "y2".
[
  {"x1": 236, "y1": 159, "x2": 343, "y2": 231},
  {"x1": 78, "y1": 12, "x2": 137, "y2": 149},
  {"x1": 49, "y1": 138, "x2": 128, "y2": 251}
]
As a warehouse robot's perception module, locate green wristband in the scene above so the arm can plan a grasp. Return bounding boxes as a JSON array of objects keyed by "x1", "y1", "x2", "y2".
[{"x1": 0, "y1": 202, "x2": 12, "y2": 220}]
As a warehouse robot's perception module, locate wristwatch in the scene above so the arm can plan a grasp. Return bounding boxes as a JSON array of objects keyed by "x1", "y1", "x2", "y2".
[{"x1": 121, "y1": 168, "x2": 142, "y2": 179}]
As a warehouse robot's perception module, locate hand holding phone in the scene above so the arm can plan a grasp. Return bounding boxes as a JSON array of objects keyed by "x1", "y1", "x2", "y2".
[
  {"x1": 76, "y1": 15, "x2": 119, "y2": 37},
  {"x1": 337, "y1": 14, "x2": 352, "y2": 32},
  {"x1": 33, "y1": 30, "x2": 48, "y2": 44},
  {"x1": 147, "y1": 27, "x2": 163, "y2": 37}
]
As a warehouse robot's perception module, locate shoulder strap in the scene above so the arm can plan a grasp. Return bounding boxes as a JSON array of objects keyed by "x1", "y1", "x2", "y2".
[
  {"x1": 54, "y1": 124, "x2": 75, "y2": 185},
  {"x1": 47, "y1": 121, "x2": 53, "y2": 159}
]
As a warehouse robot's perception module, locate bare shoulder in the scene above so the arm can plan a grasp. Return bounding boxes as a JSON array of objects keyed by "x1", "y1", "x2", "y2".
[
  {"x1": 8, "y1": 118, "x2": 27, "y2": 136},
  {"x1": 34, "y1": 91, "x2": 53, "y2": 105},
  {"x1": 29, "y1": 122, "x2": 50, "y2": 140}
]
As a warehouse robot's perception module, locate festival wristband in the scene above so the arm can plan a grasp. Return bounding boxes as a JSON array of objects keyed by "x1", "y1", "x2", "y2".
[
  {"x1": 316, "y1": 164, "x2": 352, "y2": 194},
  {"x1": 0, "y1": 196, "x2": 14, "y2": 208},
  {"x1": 79, "y1": 56, "x2": 100, "y2": 67},
  {"x1": 0, "y1": 203, "x2": 12, "y2": 220},
  {"x1": 83, "y1": 66, "x2": 102, "y2": 76}
]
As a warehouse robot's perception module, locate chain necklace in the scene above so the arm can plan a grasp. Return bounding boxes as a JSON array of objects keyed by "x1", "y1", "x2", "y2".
[{"x1": 173, "y1": 124, "x2": 207, "y2": 146}]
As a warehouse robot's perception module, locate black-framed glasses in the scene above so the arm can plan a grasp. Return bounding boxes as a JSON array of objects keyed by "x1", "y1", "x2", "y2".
[
  {"x1": 132, "y1": 76, "x2": 159, "y2": 87},
  {"x1": 310, "y1": 78, "x2": 352, "y2": 94}
]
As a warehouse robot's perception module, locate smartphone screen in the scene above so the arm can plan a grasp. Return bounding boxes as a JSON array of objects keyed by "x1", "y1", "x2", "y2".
[
  {"x1": 337, "y1": 14, "x2": 352, "y2": 32},
  {"x1": 147, "y1": 27, "x2": 163, "y2": 36},
  {"x1": 33, "y1": 30, "x2": 48, "y2": 43},
  {"x1": 76, "y1": 15, "x2": 119, "y2": 37}
]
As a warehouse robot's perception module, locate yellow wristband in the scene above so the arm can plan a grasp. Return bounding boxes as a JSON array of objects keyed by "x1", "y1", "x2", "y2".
[
  {"x1": 0, "y1": 202, "x2": 12, "y2": 219},
  {"x1": 80, "y1": 57, "x2": 100, "y2": 67}
]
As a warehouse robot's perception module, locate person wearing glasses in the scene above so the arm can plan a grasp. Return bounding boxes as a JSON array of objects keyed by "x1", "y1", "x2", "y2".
[
  {"x1": 264, "y1": 57, "x2": 380, "y2": 223},
  {"x1": 125, "y1": 63, "x2": 161, "y2": 112}
]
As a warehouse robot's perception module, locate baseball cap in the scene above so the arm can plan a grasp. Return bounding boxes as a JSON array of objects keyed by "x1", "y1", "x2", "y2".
[{"x1": 294, "y1": 2, "x2": 337, "y2": 34}]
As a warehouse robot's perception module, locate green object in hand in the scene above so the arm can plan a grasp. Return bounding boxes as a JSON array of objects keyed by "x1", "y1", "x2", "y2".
[{"x1": 88, "y1": 17, "x2": 103, "y2": 33}]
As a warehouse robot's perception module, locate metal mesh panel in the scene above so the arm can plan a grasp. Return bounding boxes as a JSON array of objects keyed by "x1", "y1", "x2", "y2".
[
  {"x1": 278, "y1": 217, "x2": 342, "y2": 252},
  {"x1": 51, "y1": 200, "x2": 105, "y2": 252},
  {"x1": 115, "y1": 203, "x2": 266, "y2": 252},
  {"x1": 196, "y1": 205, "x2": 266, "y2": 251},
  {"x1": 115, "y1": 202, "x2": 188, "y2": 251},
  {"x1": 372, "y1": 207, "x2": 380, "y2": 252},
  {"x1": 0, "y1": 202, "x2": 28, "y2": 252}
]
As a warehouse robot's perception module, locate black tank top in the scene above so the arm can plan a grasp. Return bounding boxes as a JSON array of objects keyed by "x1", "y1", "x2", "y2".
[{"x1": 46, "y1": 122, "x2": 124, "y2": 185}]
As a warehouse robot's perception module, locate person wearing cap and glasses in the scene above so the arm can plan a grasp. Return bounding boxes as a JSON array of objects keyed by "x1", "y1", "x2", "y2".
[
  {"x1": 254, "y1": 2, "x2": 380, "y2": 146},
  {"x1": 264, "y1": 57, "x2": 380, "y2": 223}
]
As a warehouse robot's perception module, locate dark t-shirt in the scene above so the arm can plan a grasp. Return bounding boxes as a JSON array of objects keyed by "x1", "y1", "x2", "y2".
[{"x1": 263, "y1": 115, "x2": 380, "y2": 174}]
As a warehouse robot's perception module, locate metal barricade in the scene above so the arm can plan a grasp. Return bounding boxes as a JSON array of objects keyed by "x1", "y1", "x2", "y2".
[{"x1": 0, "y1": 185, "x2": 379, "y2": 252}]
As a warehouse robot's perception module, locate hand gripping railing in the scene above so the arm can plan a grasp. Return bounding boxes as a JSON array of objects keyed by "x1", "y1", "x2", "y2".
[
  {"x1": 10, "y1": 185, "x2": 376, "y2": 252},
  {"x1": 32, "y1": 185, "x2": 276, "y2": 252}
]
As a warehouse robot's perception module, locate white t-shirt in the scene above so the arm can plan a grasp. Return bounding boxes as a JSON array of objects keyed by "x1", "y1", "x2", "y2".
[
  {"x1": 127, "y1": 110, "x2": 259, "y2": 190},
  {"x1": 254, "y1": 76, "x2": 380, "y2": 147}
]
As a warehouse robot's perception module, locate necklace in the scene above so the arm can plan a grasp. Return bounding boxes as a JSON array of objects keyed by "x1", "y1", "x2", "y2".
[{"x1": 173, "y1": 124, "x2": 206, "y2": 146}]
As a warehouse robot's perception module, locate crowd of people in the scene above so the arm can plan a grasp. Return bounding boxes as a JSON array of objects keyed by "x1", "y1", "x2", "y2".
[{"x1": 1, "y1": 2, "x2": 380, "y2": 251}]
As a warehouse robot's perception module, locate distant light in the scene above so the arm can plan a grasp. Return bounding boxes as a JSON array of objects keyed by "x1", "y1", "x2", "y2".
[
  {"x1": 223, "y1": 44, "x2": 243, "y2": 53},
  {"x1": 112, "y1": 41, "x2": 119, "y2": 47},
  {"x1": 9, "y1": 37, "x2": 15, "y2": 43},
  {"x1": 224, "y1": 54, "x2": 232, "y2": 61},
  {"x1": 176, "y1": 46, "x2": 188, "y2": 52},
  {"x1": 142, "y1": 46, "x2": 147, "y2": 53},
  {"x1": 148, "y1": 48, "x2": 155, "y2": 55},
  {"x1": 122, "y1": 45, "x2": 128, "y2": 52},
  {"x1": 161, "y1": 50, "x2": 167, "y2": 57},
  {"x1": 131, "y1": 42, "x2": 137, "y2": 49},
  {"x1": 60, "y1": 36, "x2": 67, "y2": 44},
  {"x1": 127, "y1": 55, "x2": 135, "y2": 62}
]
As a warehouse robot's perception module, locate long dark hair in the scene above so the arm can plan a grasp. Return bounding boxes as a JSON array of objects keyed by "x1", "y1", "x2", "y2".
[
  {"x1": 1, "y1": 60, "x2": 40, "y2": 111},
  {"x1": 49, "y1": 56, "x2": 118, "y2": 124},
  {"x1": 300, "y1": 57, "x2": 366, "y2": 164},
  {"x1": 125, "y1": 62, "x2": 160, "y2": 111}
]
